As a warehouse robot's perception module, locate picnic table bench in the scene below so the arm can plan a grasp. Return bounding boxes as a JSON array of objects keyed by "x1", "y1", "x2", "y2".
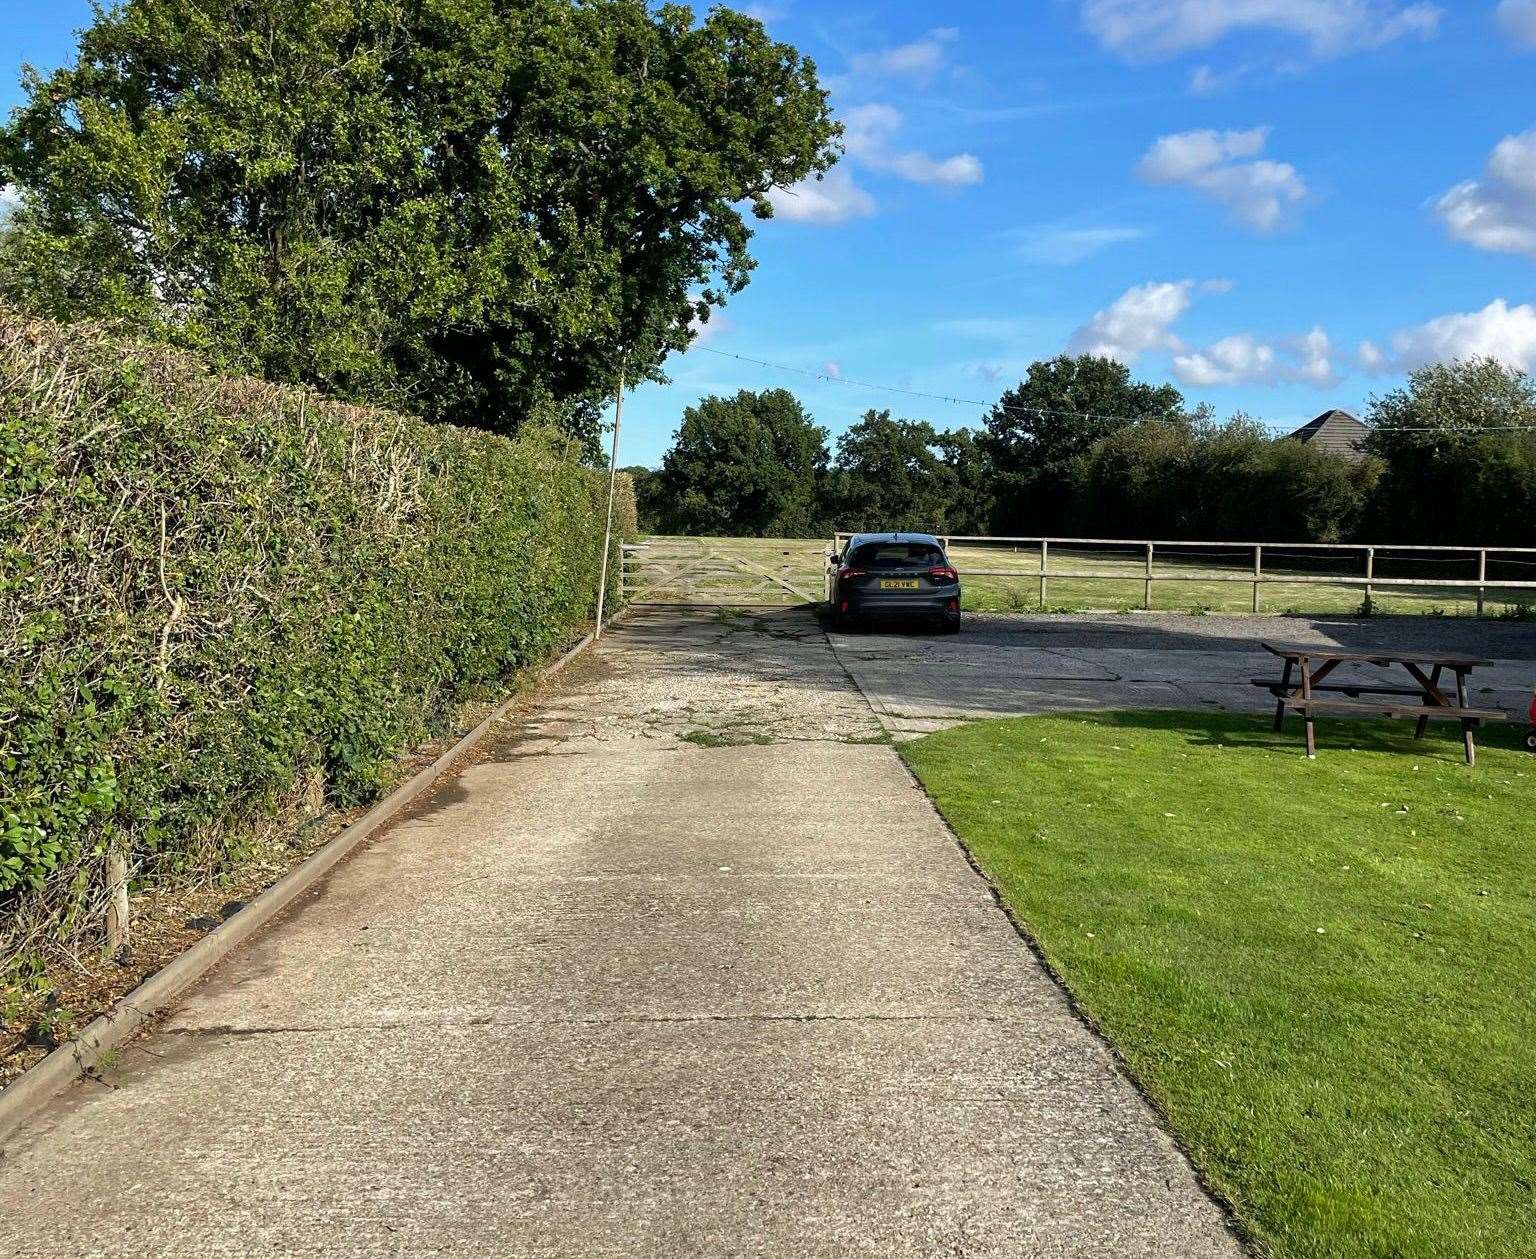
[{"x1": 1252, "y1": 643, "x2": 1506, "y2": 764}]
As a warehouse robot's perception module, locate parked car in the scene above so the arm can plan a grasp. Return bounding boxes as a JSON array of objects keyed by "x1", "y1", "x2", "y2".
[{"x1": 829, "y1": 532, "x2": 961, "y2": 633}]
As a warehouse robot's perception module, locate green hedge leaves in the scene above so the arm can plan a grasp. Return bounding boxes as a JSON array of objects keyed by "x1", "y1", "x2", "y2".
[{"x1": 0, "y1": 313, "x2": 625, "y2": 915}]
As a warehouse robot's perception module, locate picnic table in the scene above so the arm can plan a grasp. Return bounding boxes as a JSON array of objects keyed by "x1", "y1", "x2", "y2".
[{"x1": 1253, "y1": 643, "x2": 1506, "y2": 764}]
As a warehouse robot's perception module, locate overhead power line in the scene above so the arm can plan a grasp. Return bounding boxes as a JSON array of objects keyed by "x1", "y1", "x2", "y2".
[
  {"x1": 698, "y1": 346, "x2": 1175, "y2": 427},
  {"x1": 694, "y1": 344, "x2": 1536, "y2": 436}
]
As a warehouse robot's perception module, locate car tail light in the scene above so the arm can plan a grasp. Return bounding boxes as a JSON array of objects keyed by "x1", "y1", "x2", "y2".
[
  {"x1": 929, "y1": 565, "x2": 959, "y2": 582},
  {"x1": 838, "y1": 566, "x2": 866, "y2": 579}
]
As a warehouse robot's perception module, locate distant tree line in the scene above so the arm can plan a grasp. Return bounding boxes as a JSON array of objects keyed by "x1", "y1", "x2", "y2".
[{"x1": 633, "y1": 355, "x2": 1536, "y2": 547}]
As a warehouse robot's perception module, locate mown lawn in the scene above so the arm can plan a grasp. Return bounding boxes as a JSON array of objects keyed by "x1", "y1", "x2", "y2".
[{"x1": 902, "y1": 712, "x2": 1536, "y2": 1259}]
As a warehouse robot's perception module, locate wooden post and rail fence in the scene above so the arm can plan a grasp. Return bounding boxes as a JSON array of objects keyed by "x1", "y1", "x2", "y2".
[
  {"x1": 828, "y1": 534, "x2": 1536, "y2": 615},
  {"x1": 621, "y1": 534, "x2": 1536, "y2": 613}
]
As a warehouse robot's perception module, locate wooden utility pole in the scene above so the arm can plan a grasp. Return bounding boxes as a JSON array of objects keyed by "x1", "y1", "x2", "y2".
[{"x1": 594, "y1": 356, "x2": 627, "y2": 639}]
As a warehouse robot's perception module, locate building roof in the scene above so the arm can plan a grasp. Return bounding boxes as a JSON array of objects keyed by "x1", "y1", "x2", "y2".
[{"x1": 1281, "y1": 409, "x2": 1371, "y2": 461}]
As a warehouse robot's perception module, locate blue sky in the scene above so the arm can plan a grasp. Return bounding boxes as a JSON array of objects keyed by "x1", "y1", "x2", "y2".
[{"x1": 5, "y1": 1, "x2": 1536, "y2": 466}]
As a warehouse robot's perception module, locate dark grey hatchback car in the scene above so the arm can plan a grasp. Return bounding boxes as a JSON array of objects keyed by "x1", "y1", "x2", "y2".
[{"x1": 829, "y1": 532, "x2": 962, "y2": 633}]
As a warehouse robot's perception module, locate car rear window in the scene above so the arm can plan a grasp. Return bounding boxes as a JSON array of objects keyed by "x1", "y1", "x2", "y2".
[{"x1": 850, "y1": 543, "x2": 944, "y2": 569}]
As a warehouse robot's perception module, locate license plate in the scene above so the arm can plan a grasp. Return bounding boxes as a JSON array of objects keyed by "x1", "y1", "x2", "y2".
[{"x1": 880, "y1": 579, "x2": 919, "y2": 589}]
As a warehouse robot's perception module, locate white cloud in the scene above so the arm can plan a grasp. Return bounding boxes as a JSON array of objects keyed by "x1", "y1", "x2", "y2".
[
  {"x1": 1061, "y1": 295, "x2": 1536, "y2": 388},
  {"x1": 1068, "y1": 280, "x2": 1194, "y2": 364},
  {"x1": 1189, "y1": 65, "x2": 1221, "y2": 94},
  {"x1": 1137, "y1": 127, "x2": 1306, "y2": 232},
  {"x1": 841, "y1": 103, "x2": 904, "y2": 158},
  {"x1": 1068, "y1": 277, "x2": 1335, "y2": 386},
  {"x1": 1138, "y1": 127, "x2": 1268, "y2": 181},
  {"x1": 1081, "y1": 0, "x2": 1441, "y2": 60},
  {"x1": 1356, "y1": 339, "x2": 1389, "y2": 373},
  {"x1": 850, "y1": 28, "x2": 959, "y2": 83},
  {"x1": 1434, "y1": 127, "x2": 1536, "y2": 260},
  {"x1": 1498, "y1": 0, "x2": 1536, "y2": 46},
  {"x1": 840, "y1": 103, "x2": 983, "y2": 189},
  {"x1": 1174, "y1": 334, "x2": 1278, "y2": 386},
  {"x1": 883, "y1": 151, "x2": 983, "y2": 187},
  {"x1": 1292, "y1": 326, "x2": 1338, "y2": 386},
  {"x1": 1172, "y1": 325, "x2": 1338, "y2": 387},
  {"x1": 822, "y1": 361, "x2": 842, "y2": 379},
  {"x1": 687, "y1": 303, "x2": 734, "y2": 347},
  {"x1": 1362, "y1": 299, "x2": 1536, "y2": 373},
  {"x1": 1010, "y1": 223, "x2": 1146, "y2": 264},
  {"x1": 0, "y1": 184, "x2": 17, "y2": 222},
  {"x1": 1190, "y1": 62, "x2": 1263, "y2": 95},
  {"x1": 766, "y1": 166, "x2": 876, "y2": 225}
]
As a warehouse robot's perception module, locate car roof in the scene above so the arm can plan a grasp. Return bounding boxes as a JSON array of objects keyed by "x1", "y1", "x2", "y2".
[{"x1": 847, "y1": 532, "x2": 942, "y2": 548}]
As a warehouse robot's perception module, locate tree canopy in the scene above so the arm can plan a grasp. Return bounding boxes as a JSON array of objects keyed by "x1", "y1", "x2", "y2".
[
  {"x1": 0, "y1": 0, "x2": 839, "y2": 454},
  {"x1": 1363, "y1": 358, "x2": 1536, "y2": 546},
  {"x1": 655, "y1": 388, "x2": 828, "y2": 536},
  {"x1": 979, "y1": 355, "x2": 1191, "y2": 532},
  {"x1": 826, "y1": 411, "x2": 960, "y2": 533}
]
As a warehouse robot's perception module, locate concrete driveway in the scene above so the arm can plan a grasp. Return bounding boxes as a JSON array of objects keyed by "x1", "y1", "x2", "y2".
[
  {"x1": 0, "y1": 606, "x2": 1241, "y2": 1257},
  {"x1": 831, "y1": 610, "x2": 1536, "y2": 740}
]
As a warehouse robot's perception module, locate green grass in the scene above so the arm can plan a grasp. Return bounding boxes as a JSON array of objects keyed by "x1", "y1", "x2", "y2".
[
  {"x1": 902, "y1": 712, "x2": 1536, "y2": 1259},
  {"x1": 628, "y1": 536, "x2": 1536, "y2": 619},
  {"x1": 680, "y1": 728, "x2": 773, "y2": 748}
]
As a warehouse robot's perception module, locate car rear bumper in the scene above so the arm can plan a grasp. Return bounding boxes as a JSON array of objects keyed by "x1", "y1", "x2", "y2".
[{"x1": 839, "y1": 588, "x2": 961, "y2": 618}]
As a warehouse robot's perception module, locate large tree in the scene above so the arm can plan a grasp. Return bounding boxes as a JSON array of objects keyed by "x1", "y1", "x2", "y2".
[
  {"x1": 1363, "y1": 357, "x2": 1536, "y2": 546},
  {"x1": 0, "y1": 0, "x2": 838, "y2": 455},
  {"x1": 980, "y1": 355, "x2": 1190, "y2": 533},
  {"x1": 655, "y1": 389, "x2": 827, "y2": 536},
  {"x1": 826, "y1": 410, "x2": 960, "y2": 533},
  {"x1": 934, "y1": 426, "x2": 993, "y2": 535}
]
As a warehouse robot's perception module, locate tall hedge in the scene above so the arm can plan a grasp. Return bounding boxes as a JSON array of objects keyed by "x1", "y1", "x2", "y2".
[
  {"x1": 0, "y1": 312, "x2": 628, "y2": 940},
  {"x1": 1071, "y1": 418, "x2": 1378, "y2": 543}
]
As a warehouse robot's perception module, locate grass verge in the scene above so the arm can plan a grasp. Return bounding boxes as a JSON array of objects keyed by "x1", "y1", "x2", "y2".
[{"x1": 901, "y1": 711, "x2": 1536, "y2": 1259}]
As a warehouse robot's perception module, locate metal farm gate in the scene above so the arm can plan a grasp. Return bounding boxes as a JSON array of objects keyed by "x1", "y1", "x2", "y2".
[{"x1": 621, "y1": 538, "x2": 824, "y2": 607}]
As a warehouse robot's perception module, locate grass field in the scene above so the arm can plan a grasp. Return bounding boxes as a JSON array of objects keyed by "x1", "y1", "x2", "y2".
[
  {"x1": 626, "y1": 536, "x2": 1536, "y2": 619},
  {"x1": 902, "y1": 712, "x2": 1536, "y2": 1259}
]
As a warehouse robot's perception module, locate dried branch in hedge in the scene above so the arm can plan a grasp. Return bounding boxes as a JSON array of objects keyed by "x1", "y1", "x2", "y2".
[{"x1": 0, "y1": 309, "x2": 631, "y2": 976}]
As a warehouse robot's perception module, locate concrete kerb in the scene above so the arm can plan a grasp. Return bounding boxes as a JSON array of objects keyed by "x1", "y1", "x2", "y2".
[
  {"x1": 888, "y1": 744, "x2": 1255, "y2": 1255},
  {"x1": 0, "y1": 623, "x2": 606, "y2": 1150},
  {"x1": 818, "y1": 620, "x2": 1252, "y2": 1252}
]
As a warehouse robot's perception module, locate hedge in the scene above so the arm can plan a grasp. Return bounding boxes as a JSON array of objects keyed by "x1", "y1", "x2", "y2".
[
  {"x1": 0, "y1": 311, "x2": 630, "y2": 963},
  {"x1": 1071, "y1": 418, "x2": 1380, "y2": 543}
]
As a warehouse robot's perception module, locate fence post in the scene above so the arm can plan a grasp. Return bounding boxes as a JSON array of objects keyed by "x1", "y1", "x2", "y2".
[
  {"x1": 1477, "y1": 549, "x2": 1487, "y2": 617},
  {"x1": 1364, "y1": 546, "x2": 1375, "y2": 615},
  {"x1": 105, "y1": 849, "x2": 129, "y2": 957},
  {"x1": 1144, "y1": 542, "x2": 1154, "y2": 610},
  {"x1": 1039, "y1": 539, "x2": 1049, "y2": 607},
  {"x1": 1252, "y1": 545, "x2": 1263, "y2": 614}
]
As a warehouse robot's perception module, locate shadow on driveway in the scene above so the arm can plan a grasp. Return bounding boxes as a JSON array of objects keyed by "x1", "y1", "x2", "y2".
[{"x1": 823, "y1": 609, "x2": 1536, "y2": 737}]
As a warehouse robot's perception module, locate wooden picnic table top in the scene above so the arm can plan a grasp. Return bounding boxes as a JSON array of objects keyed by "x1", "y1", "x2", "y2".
[{"x1": 1260, "y1": 642, "x2": 1493, "y2": 670}]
